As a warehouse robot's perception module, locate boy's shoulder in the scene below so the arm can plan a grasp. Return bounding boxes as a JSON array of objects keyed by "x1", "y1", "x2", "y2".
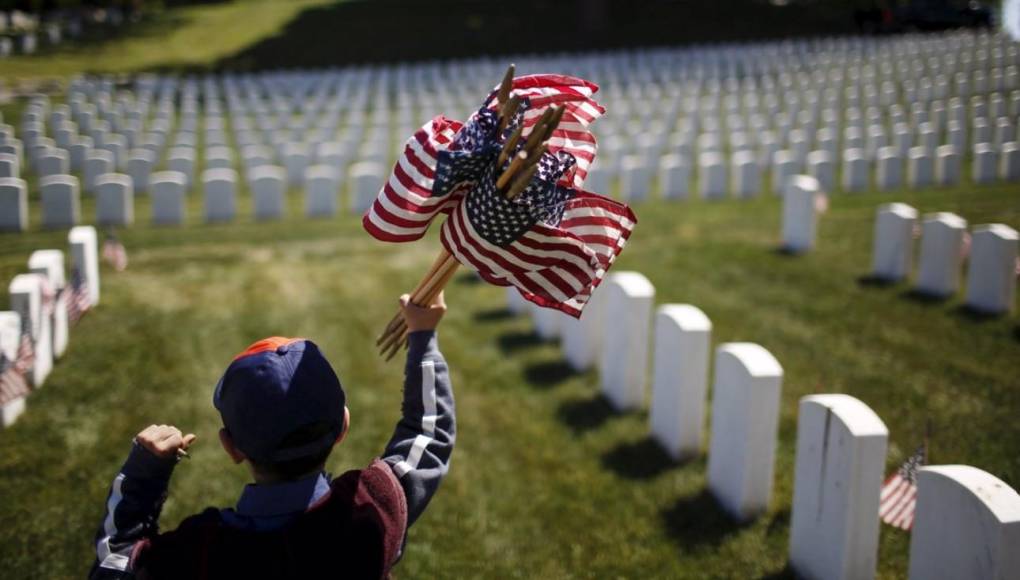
[{"x1": 135, "y1": 459, "x2": 407, "y2": 579}]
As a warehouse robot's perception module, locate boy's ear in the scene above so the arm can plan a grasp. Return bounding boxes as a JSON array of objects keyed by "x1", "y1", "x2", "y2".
[
  {"x1": 335, "y1": 406, "x2": 351, "y2": 446},
  {"x1": 219, "y1": 428, "x2": 247, "y2": 464}
]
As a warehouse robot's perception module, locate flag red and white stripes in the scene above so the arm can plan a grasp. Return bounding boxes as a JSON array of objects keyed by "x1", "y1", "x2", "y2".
[
  {"x1": 102, "y1": 237, "x2": 128, "y2": 271},
  {"x1": 484, "y1": 74, "x2": 604, "y2": 190},
  {"x1": 362, "y1": 115, "x2": 465, "y2": 244},
  {"x1": 439, "y1": 189, "x2": 634, "y2": 316},
  {"x1": 0, "y1": 334, "x2": 34, "y2": 406},
  {"x1": 879, "y1": 445, "x2": 926, "y2": 530},
  {"x1": 362, "y1": 74, "x2": 635, "y2": 317},
  {"x1": 66, "y1": 270, "x2": 92, "y2": 325}
]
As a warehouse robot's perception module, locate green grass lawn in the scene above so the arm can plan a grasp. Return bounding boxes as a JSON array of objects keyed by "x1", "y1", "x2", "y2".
[
  {"x1": 0, "y1": 0, "x2": 333, "y2": 79},
  {"x1": 0, "y1": 182, "x2": 1017, "y2": 579}
]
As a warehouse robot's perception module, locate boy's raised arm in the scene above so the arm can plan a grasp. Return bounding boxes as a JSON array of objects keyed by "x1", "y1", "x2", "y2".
[
  {"x1": 89, "y1": 425, "x2": 194, "y2": 579},
  {"x1": 381, "y1": 293, "x2": 456, "y2": 526}
]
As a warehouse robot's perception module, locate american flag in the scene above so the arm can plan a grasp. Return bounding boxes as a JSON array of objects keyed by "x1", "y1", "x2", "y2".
[
  {"x1": 66, "y1": 267, "x2": 91, "y2": 325},
  {"x1": 879, "y1": 445, "x2": 926, "y2": 530},
  {"x1": 102, "y1": 234, "x2": 128, "y2": 272},
  {"x1": 0, "y1": 334, "x2": 34, "y2": 406},
  {"x1": 362, "y1": 74, "x2": 636, "y2": 317}
]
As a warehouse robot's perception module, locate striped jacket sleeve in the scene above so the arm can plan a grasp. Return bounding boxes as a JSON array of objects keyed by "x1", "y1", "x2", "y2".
[
  {"x1": 381, "y1": 330, "x2": 456, "y2": 526},
  {"x1": 89, "y1": 443, "x2": 178, "y2": 579}
]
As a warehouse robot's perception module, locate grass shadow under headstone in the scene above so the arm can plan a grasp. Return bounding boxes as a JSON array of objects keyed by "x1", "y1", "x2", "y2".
[
  {"x1": 523, "y1": 359, "x2": 579, "y2": 389},
  {"x1": 660, "y1": 488, "x2": 751, "y2": 550},
  {"x1": 900, "y1": 288, "x2": 950, "y2": 304},
  {"x1": 496, "y1": 330, "x2": 544, "y2": 353},
  {"x1": 601, "y1": 435, "x2": 678, "y2": 480},
  {"x1": 951, "y1": 304, "x2": 1007, "y2": 323},
  {"x1": 473, "y1": 307, "x2": 515, "y2": 323},
  {"x1": 556, "y1": 393, "x2": 615, "y2": 434},
  {"x1": 856, "y1": 274, "x2": 900, "y2": 288}
]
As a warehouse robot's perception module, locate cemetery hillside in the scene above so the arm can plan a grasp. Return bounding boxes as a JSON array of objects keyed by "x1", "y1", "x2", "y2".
[{"x1": 0, "y1": 1, "x2": 1018, "y2": 579}]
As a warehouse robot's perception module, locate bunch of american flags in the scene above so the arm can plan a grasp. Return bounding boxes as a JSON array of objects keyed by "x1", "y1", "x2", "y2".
[
  {"x1": 0, "y1": 269, "x2": 92, "y2": 408},
  {"x1": 363, "y1": 69, "x2": 636, "y2": 337}
]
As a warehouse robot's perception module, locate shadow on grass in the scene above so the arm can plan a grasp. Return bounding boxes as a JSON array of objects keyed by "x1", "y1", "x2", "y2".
[
  {"x1": 455, "y1": 272, "x2": 482, "y2": 285},
  {"x1": 474, "y1": 307, "x2": 515, "y2": 322},
  {"x1": 497, "y1": 330, "x2": 543, "y2": 353},
  {"x1": 556, "y1": 393, "x2": 615, "y2": 434},
  {"x1": 772, "y1": 246, "x2": 805, "y2": 257},
  {"x1": 757, "y1": 565, "x2": 797, "y2": 580},
  {"x1": 661, "y1": 488, "x2": 748, "y2": 550},
  {"x1": 1014, "y1": 325, "x2": 1020, "y2": 343},
  {"x1": 900, "y1": 288, "x2": 949, "y2": 304},
  {"x1": 601, "y1": 436, "x2": 677, "y2": 480},
  {"x1": 523, "y1": 359, "x2": 579, "y2": 388},
  {"x1": 856, "y1": 274, "x2": 900, "y2": 288},
  {"x1": 952, "y1": 304, "x2": 1007, "y2": 323}
]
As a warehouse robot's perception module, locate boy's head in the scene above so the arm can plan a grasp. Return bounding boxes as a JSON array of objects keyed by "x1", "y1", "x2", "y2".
[{"x1": 213, "y1": 337, "x2": 349, "y2": 481}]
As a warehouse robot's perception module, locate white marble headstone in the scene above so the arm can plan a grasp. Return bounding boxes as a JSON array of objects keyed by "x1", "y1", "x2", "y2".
[
  {"x1": 349, "y1": 162, "x2": 385, "y2": 215},
  {"x1": 0, "y1": 177, "x2": 28, "y2": 232},
  {"x1": 68, "y1": 226, "x2": 100, "y2": 306},
  {"x1": 9, "y1": 274, "x2": 52, "y2": 387},
  {"x1": 916, "y1": 212, "x2": 967, "y2": 297},
  {"x1": 305, "y1": 165, "x2": 338, "y2": 218},
  {"x1": 95, "y1": 173, "x2": 134, "y2": 226},
  {"x1": 27, "y1": 250, "x2": 68, "y2": 358},
  {"x1": 964, "y1": 224, "x2": 1018, "y2": 314},
  {"x1": 202, "y1": 168, "x2": 237, "y2": 223},
  {"x1": 599, "y1": 272, "x2": 655, "y2": 411},
  {"x1": 150, "y1": 171, "x2": 187, "y2": 226},
  {"x1": 40, "y1": 175, "x2": 80, "y2": 228},
  {"x1": 707, "y1": 343, "x2": 783, "y2": 521},
  {"x1": 649, "y1": 304, "x2": 712, "y2": 461},
  {"x1": 782, "y1": 175, "x2": 822, "y2": 254},
  {"x1": 908, "y1": 466, "x2": 1020, "y2": 580},
  {"x1": 789, "y1": 395, "x2": 888, "y2": 580}
]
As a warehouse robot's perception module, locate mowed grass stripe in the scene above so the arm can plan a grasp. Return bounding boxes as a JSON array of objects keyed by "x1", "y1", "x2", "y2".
[{"x1": 0, "y1": 185, "x2": 1017, "y2": 578}]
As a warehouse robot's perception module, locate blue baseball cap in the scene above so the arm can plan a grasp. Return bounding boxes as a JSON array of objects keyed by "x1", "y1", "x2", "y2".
[{"x1": 213, "y1": 337, "x2": 346, "y2": 464}]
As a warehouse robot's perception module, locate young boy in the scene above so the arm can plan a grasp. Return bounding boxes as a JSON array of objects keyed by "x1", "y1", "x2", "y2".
[{"x1": 89, "y1": 293, "x2": 454, "y2": 579}]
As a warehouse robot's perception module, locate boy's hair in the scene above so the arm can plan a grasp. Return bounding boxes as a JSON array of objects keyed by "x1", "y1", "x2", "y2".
[{"x1": 252, "y1": 420, "x2": 336, "y2": 480}]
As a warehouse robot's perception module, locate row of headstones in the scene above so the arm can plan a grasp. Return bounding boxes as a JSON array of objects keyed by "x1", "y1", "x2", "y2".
[
  {"x1": 607, "y1": 104, "x2": 1020, "y2": 165},
  {"x1": 59, "y1": 64, "x2": 1020, "y2": 159},
  {"x1": 595, "y1": 90, "x2": 1020, "y2": 154},
  {"x1": 109, "y1": 31, "x2": 1019, "y2": 105},
  {"x1": 0, "y1": 225, "x2": 100, "y2": 428},
  {"x1": 0, "y1": 161, "x2": 387, "y2": 230},
  {"x1": 506, "y1": 272, "x2": 1020, "y2": 579},
  {"x1": 599, "y1": 139, "x2": 1020, "y2": 204},
  {"x1": 776, "y1": 176, "x2": 1019, "y2": 316},
  {"x1": 872, "y1": 204, "x2": 1019, "y2": 314},
  {"x1": 51, "y1": 32, "x2": 1017, "y2": 143}
]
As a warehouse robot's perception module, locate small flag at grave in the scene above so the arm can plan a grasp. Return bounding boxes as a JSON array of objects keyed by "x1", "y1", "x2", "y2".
[
  {"x1": 363, "y1": 66, "x2": 637, "y2": 360},
  {"x1": 879, "y1": 444, "x2": 926, "y2": 530},
  {"x1": 66, "y1": 268, "x2": 91, "y2": 325},
  {"x1": 0, "y1": 334, "x2": 34, "y2": 406},
  {"x1": 102, "y1": 233, "x2": 128, "y2": 272}
]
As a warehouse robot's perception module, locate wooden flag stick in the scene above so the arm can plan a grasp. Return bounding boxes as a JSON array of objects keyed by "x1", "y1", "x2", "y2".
[
  {"x1": 541, "y1": 106, "x2": 565, "y2": 141},
  {"x1": 376, "y1": 250, "x2": 454, "y2": 344},
  {"x1": 498, "y1": 124, "x2": 524, "y2": 167},
  {"x1": 377, "y1": 65, "x2": 518, "y2": 359},
  {"x1": 379, "y1": 257, "x2": 460, "y2": 358},
  {"x1": 498, "y1": 96, "x2": 521, "y2": 134},
  {"x1": 377, "y1": 251, "x2": 456, "y2": 349},
  {"x1": 496, "y1": 151, "x2": 529, "y2": 190},
  {"x1": 505, "y1": 163, "x2": 540, "y2": 200},
  {"x1": 495, "y1": 106, "x2": 562, "y2": 192},
  {"x1": 496, "y1": 64, "x2": 515, "y2": 110}
]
